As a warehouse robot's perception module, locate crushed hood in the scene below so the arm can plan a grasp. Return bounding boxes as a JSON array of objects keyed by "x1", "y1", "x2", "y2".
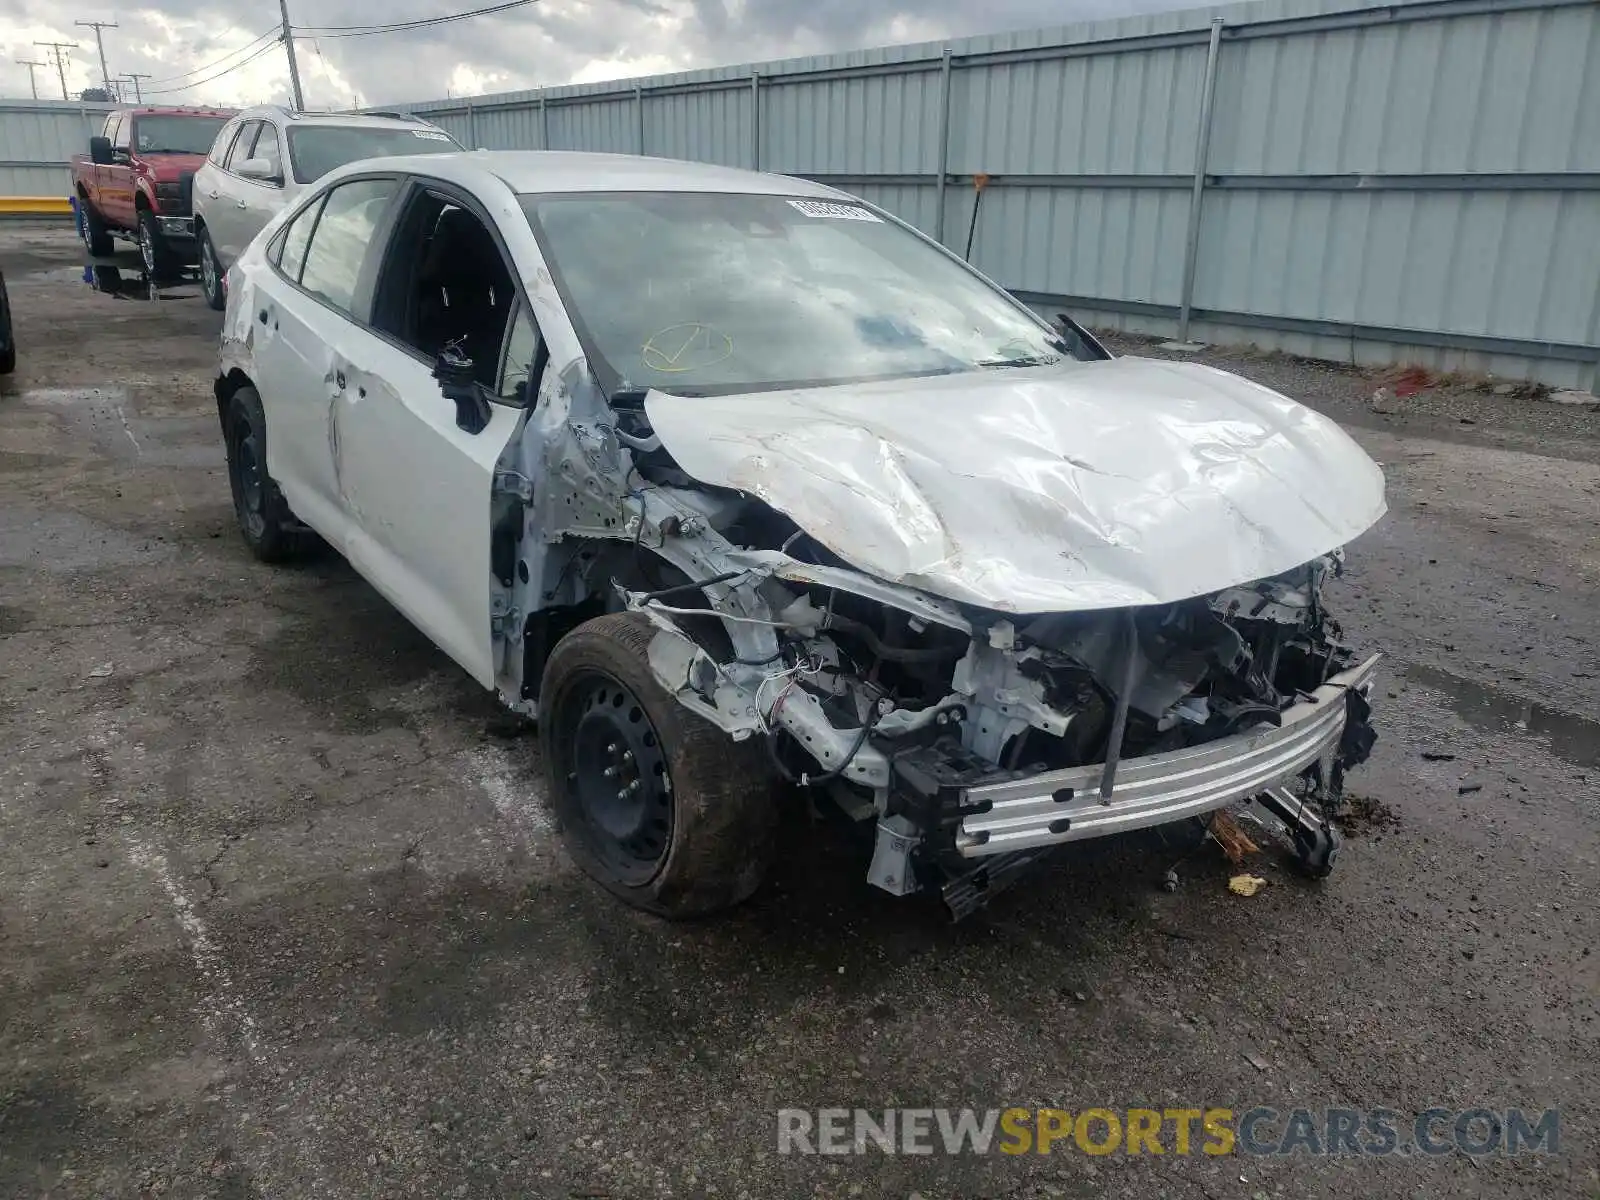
[{"x1": 643, "y1": 357, "x2": 1387, "y2": 612}]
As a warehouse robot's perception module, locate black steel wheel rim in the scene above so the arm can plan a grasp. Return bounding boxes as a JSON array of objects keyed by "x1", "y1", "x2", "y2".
[
  {"x1": 559, "y1": 670, "x2": 673, "y2": 884},
  {"x1": 228, "y1": 413, "x2": 266, "y2": 538}
]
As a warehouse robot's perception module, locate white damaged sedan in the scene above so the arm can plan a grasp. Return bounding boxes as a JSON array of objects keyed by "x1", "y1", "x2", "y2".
[{"x1": 217, "y1": 151, "x2": 1386, "y2": 918}]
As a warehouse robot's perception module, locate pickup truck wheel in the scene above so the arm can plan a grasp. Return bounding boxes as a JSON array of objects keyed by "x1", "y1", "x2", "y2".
[
  {"x1": 79, "y1": 196, "x2": 113, "y2": 257},
  {"x1": 541, "y1": 613, "x2": 777, "y2": 918},
  {"x1": 137, "y1": 210, "x2": 178, "y2": 282},
  {"x1": 198, "y1": 228, "x2": 225, "y2": 311},
  {"x1": 223, "y1": 385, "x2": 303, "y2": 563}
]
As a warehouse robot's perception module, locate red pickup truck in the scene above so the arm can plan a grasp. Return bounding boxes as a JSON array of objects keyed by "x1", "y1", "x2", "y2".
[{"x1": 72, "y1": 106, "x2": 235, "y2": 280}]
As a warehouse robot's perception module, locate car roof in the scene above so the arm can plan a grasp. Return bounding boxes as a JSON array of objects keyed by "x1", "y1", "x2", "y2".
[
  {"x1": 119, "y1": 106, "x2": 235, "y2": 119},
  {"x1": 234, "y1": 105, "x2": 443, "y2": 133},
  {"x1": 318, "y1": 150, "x2": 846, "y2": 199}
]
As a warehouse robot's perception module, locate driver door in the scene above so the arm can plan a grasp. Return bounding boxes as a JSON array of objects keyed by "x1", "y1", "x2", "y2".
[{"x1": 327, "y1": 181, "x2": 534, "y2": 688}]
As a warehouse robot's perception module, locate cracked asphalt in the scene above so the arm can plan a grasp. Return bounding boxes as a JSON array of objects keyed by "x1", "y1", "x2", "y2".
[{"x1": 1, "y1": 225, "x2": 1596, "y2": 1199}]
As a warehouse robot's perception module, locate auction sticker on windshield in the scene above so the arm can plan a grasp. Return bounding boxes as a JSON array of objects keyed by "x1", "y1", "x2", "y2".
[
  {"x1": 412, "y1": 130, "x2": 453, "y2": 140},
  {"x1": 787, "y1": 199, "x2": 881, "y2": 221}
]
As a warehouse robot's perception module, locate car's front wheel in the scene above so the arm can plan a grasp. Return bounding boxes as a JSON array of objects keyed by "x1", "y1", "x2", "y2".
[
  {"x1": 541, "y1": 613, "x2": 777, "y2": 918},
  {"x1": 223, "y1": 385, "x2": 303, "y2": 562},
  {"x1": 137, "y1": 210, "x2": 178, "y2": 282},
  {"x1": 198, "y1": 227, "x2": 225, "y2": 310}
]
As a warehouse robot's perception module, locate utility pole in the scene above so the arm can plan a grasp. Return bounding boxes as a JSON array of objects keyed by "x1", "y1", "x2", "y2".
[
  {"x1": 34, "y1": 42, "x2": 78, "y2": 100},
  {"x1": 276, "y1": 0, "x2": 305, "y2": 111},
  {"x1": 16, "y1": 59, "x2": 46, "y2": 100},
  {"x1": 122, "y1": 72, "x2": 150, "y2": 103},
  {"x1": 75, "y1": 20, "x2": 117, "y2": 94}
]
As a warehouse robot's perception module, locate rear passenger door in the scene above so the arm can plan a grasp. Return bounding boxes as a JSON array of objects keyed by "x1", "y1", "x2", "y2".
[{"x1": 252, "y1": 176, "x2": 401, "y2": 545}]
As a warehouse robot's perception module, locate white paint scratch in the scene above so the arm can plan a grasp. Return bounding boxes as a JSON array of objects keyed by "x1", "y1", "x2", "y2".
[
  {"x1": 114, "y1": 403, "x2": 141, "y2": 457},
  {"x1": 465, "y1": 745, "x2": 553, "y2": 837},
  {"x1": 124, "y1": 837, "x2": 268, "y2": 1065}
]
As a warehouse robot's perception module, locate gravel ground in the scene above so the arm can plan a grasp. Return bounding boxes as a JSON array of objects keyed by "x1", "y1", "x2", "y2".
[{"x1": 1, "y1": 224, "x2": 1596, "y2": 1199}]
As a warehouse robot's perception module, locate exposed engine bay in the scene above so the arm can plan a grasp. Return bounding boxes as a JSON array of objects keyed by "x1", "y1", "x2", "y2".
[{"x1": 490, "y1": 378, "x2": 1381, "y2": 918}]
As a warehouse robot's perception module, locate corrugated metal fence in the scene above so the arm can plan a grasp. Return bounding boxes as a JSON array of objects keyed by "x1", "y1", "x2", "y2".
[
  {"x1": 0, "y1": 99, "x2": 112, "y2": 199},
  {"x1": 393, "y1": 0, "x2": 1599, "y2": 389}
]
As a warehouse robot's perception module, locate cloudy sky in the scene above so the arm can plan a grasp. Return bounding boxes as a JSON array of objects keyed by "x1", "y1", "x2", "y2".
[{"x1": 0, "y1": 0, "x2": 1187, "y2": 110}]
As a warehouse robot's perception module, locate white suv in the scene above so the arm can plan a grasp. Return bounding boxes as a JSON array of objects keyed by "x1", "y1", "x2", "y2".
[{"x1": 192, "y1": 107, "x2": 460, "y2": 309}]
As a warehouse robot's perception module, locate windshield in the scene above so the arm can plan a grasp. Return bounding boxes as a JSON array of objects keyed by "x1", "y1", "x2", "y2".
[
  {"x1": 132, "y1": 116, "x2": 229, "y2": 155},
  {"x1": 520, "y1": 191, "x2": 1070, "y2": 395},
  {"x1": 288, "y1": 125, "x2": 460, "y2": 184}
]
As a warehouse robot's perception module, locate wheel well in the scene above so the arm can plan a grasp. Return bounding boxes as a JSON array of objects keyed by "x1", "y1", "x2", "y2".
[
  {"x1": 214, "y1": 368, "x2": 252, "y2": 430},
  {"x1": 135, "y1": 192, "x2": 150, "y2": 211}
]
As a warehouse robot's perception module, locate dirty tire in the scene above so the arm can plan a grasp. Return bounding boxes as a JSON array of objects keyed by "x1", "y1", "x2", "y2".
[
  {"x1": 79, "y1": 195, "x2": 113, "y2": 257},
  {"x1": 198, "y1": 227, "x2": 225, "y2": 310},
  {"x1": 541, "y1": 613, "x2": 777, "y2": 918},
  {"x1": 137, "y1": 209, "x2": 178, "y2": 282},
  {"x1": 223, "y1": 385, "x2": 303, "y2": 563}
]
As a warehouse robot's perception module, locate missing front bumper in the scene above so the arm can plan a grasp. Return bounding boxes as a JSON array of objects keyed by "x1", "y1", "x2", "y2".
[{"x1": 953, "y1": 655, "x2": 1381, "y2": 858}]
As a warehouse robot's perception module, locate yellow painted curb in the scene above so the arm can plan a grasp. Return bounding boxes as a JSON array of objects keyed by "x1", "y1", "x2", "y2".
[{"x1": 0, "y1": 196, "x2": 73, "y2": 215}]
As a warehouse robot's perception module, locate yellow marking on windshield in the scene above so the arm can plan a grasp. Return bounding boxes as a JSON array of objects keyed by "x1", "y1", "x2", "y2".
[{"x1": 641, "y1": 323, "x2": 734, "y2": 373}]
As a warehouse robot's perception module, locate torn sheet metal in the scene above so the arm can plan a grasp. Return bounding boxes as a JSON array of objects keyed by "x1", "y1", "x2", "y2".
[{"x1": 645, "y1": 357, "x2": 1387, "y2": 612}]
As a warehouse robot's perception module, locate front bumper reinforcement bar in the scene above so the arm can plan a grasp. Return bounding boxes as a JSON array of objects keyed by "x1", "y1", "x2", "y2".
[{"x1": 954, "y1": 655, "x2": 1381, "y2": 858}]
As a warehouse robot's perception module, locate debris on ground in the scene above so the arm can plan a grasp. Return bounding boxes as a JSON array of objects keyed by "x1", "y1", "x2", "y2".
[
  {"x1": 1458, "y1": 782, "x2": 1484, "y2": 795},
  {"x1": 1210, "y1": 810, "x2": 1260, "y2": 864},
  {"x1": 1228, "y1": 874, "x2": 1268, "y2": 897},
  {"x1": 1334, "y1": 794, "x2": 1401, "y2": 836},
  {"x1": 86, "y1": 662, "x2": 113, "y2": 678},
  {"x1": 1421, "y1": 750, "x2": 1456, "y2": 761},
  {"x1": 1243, "y1": 1049, "x2": 1271, "y2": 1071},
  {"x1": 1548, "y1": 390, "x2": 1599, "y2": 408}
]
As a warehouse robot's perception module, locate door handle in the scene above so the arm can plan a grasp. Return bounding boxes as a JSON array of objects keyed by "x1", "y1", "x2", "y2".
[
  {"x1": 257, "y1": 308, "x2": 269, "y2": 325},
  {"x1": 207, "y1": 189, "x2": 219, "y2": 199},
  {"x1": 236, "y1": 200, "x2": 247, "y2": 209},
  {"x1": 335, "y1": 370, "x2": 346, "y2": 390}
]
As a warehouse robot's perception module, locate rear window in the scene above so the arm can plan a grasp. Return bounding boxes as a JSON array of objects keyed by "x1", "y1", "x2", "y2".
[
  {"x1": 286, "y1": 125, "x2": 460, "y2": 185},
  {"x1": 131, "y1": 115, "x2": 229, "y2": 155}
]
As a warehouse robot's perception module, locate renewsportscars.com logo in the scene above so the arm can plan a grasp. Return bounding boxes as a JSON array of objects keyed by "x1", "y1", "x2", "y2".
[{"x1": 776, "y1": 1107, "x2": 1560, "y2": 1157}]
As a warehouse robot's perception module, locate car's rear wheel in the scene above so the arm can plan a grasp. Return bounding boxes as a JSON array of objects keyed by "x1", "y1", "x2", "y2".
[
  {"x1": 198, "y1": 227, "x2": 225, "y2": 311},
  {"x1": 78, "y1": 195, "x2": 113, "y2": 257},
  {"x1": 541, "y1": 613, "x2": 777, "y2": 918},
  {"x1": 223, "y1": 385, "x2": 303, "y2": 563}
]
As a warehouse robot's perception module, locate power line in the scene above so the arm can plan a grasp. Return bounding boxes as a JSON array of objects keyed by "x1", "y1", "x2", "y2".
[
  {"x1": 297, "y1": 0, "x2": 541, "y2": 37},
  {"x1": 141, "y1": 37, "x2": 283, "y2": 96},
  {"x1": 139, "y1": 27, "x2": 279, "y2": 87}
]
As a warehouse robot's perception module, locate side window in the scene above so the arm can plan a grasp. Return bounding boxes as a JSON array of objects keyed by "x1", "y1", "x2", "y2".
[
  {"x1": 370, "y1": 190, "x2": 521, "y2": 391},
  {"x1": 225, "y1": 121, "x2": 260, "y2": 170},
  {"x1": 497, "y1": 303, "x2": 542, "y2": 403},
  {"x1": 208, "y1": 119, "x2": 241, "y2": 166},
  {"x1": 299, "y1": 178, "x2": 398, "y2": 313},
  {"x1": 101, "y1": 113, "x2": 117, "y2": 139},
  {"x1": 109, "y1": 114, "x2": 130, "y2": 151},
  {"x1": 252, "y1": 125, "x2": 284, "y2": 181},
  {"x1": 276, "y1": 195, "x2": 325, "y2": 283}
]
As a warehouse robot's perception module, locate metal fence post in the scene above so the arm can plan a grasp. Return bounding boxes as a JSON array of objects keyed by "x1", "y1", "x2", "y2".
[
  {"x1": 1177, "y1": 17, "x2": 1224, "y2": 344},
  {"x1": 636, "y1": 84, "x2": 645, "y2": 155},
  {"x1": 933, "y1": 47, "x2": 953, "y2": 244},
  {"x1": 750, "y1": 70, "x2": 760, "y2": 170},
  {"x1": 466, "y1": 100, "x2": 478, "y2": 148},
  {"x1": 540, "y1": 90, "x2": 549, "y2": 149}
]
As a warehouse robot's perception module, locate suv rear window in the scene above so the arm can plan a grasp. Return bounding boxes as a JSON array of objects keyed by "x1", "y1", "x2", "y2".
[{"x1": 286, "y1": 125, "x2": 459, "y2": 185}]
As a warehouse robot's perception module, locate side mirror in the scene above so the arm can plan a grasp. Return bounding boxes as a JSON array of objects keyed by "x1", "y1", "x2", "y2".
[
  {"x1": 432, "y1": 347, "x2": 491, "y2": 434},
  {"x1": 236, "y1": 157, "x2": 278, "y2": 183},
  {"x1": 89, "y1": 136, "x2": 113, "y2": 165}
]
